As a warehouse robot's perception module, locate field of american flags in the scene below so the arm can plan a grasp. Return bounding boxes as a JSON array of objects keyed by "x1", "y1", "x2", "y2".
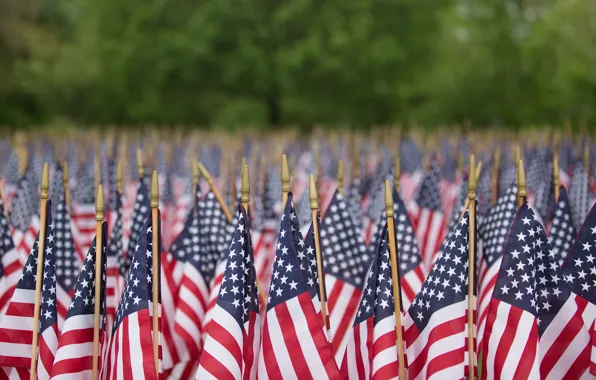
[{"x1": 0, "y1": 127, "x2": 595, "y2": 378}]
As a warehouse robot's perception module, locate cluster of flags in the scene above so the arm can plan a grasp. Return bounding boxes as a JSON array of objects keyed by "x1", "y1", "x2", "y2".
[{"x1": 0, "y1": 133, "x2": 595, "y2": 379}]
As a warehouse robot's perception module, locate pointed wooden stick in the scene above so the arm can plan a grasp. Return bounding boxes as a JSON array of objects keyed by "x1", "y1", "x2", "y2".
[
  {"x1": 196, "y1": 162, "x2": 232, "y2": 222},
  {"x1": 193, "y1": 159, "x2": 200, "y2": 214},
  {"x1": 150, "y1": 171, "x2": 160, "y2": 376},
  {"x1": 92, "y1": 185, "x2": 104, "y2": 380},
  {"x1": 310, "y1": 174, "x2": 330, "y2": 335},
  {"x1": 385, "y1": 180, "x2": 406, "y2": 380},
  {"x1": 517, "y1": 160, "x2": 526, "y2": 208},
  {"x1": 394, "y1": 154, "x2": 401, "y2": 193},
  {"x1": 30, "y1": 163, "x2": 49, "y2": 380},
  {"x1": 553, "y1": 146, "x2": 560, "y2": 202},
  {"x1": 137, "y1": 148, "x2": 144, "y2": 180},
  {"x1": 337, "y1": 161, "x2": 344, "y2": 195},
  {"x1": 467, "y1": 155, "x2": 477, "y2": 380},
  {"x1": 281, "y1": 154, "x2": 290, "y2": 207}
]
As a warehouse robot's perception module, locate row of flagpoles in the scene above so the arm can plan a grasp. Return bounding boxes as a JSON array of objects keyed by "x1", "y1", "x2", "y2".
[{"x1": 0, "y1": 129, "x2": 595, "y2": 379}]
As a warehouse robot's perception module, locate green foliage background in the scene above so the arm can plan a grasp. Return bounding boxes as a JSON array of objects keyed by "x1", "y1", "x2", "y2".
[{"x1": 1, "y1": 0, "x2": 595, "y2": 128}]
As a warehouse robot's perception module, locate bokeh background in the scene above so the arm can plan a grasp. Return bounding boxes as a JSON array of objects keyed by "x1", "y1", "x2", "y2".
[{"x1": 1, "y1": 0, "x2": 595, "y2": 127}]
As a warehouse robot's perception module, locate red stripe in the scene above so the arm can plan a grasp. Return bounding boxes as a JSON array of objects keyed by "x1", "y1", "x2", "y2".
[
  {"x1": 137, "y1": 310, "x2": 158, "y2": 378},
  {"x1": 200, "y1": 351, "x2": 236, "y2": 380},
  {"x1": 209, "y1": 320, "x2": 242, "y2": 367},
  {"x1": 243, "y1": 312, "x2": 257, "y2": 380},
  {"x1": 331, "y1": 288, "x2": 361, "y2": 352},
  {"x1": 276, "y1": 302, "x2": 312, "y2": 377},
  {"x1": 51, "y1": 356, "x2": 93, "y2": 376},
  {"x1": 425, "y1": 344, "x2": 464, "y2": 378},
  {"x1": 512, "y1": 321, "x2": 538, "y2": 379},
  {"x1": 261, "y1": 318, "x2": 283, "y2": 379},
  {"x1": 38, "y1": 324, "x2": 58, "y2": 376},
  {"x1": 371, "y1": 328, "x2": 398, "y2": 380},
  {"x1": 353, "y1": 322, "x2": 365, "y2": 379},
  {"x1": 122, "y1": 316, "x2": 133, "y2": 379},
  {"x1": 540, "y1": 296, "x2": 588, "y2": 377},
  {"x1": 493, "y1": 305, "x2": 523, "y2": 379},
  {"x1": 3, "y1": 259, "x2": 23, "y2": 277},
  {"x1": 326, "y1": 280, "x2": 344, "y2": 313}
]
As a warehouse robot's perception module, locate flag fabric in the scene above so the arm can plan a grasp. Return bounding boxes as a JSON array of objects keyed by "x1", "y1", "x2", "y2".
[
  {"x1": 481, "y1": 202, "x2": 541, "y2": 380},
  {"x1": 258, "y1": 197, "x2": 341, "y2": 380},
  {"x1": 340, "y1": 223, "x2": 399, "y2": 379},
  {"x1": 9, "y1": 167, "x2": 40, "y2": 265},
  {"x1": 320, "y1": 191, "x2": 370, "y2": 363},
  {"x1": 0, "y1": 194, "x2": 21, "y2": 315},
  {"x1": 53, "y1": 168, "x2": 82, "y2": 329},
  {"x1": 106, "y1": 191, "x2": 124, "y2": 335},
  {"x1": 121, "y1": 178, "x2": 150, "y2": 279},
  {"x1": 404, "y1": 209, "x2": 473, "y2": 379},
  {"x1": 561, "y1": 202, "x2": 596, "y2": 377},
  {"x1": 105, "y1": 213, "x2": 160, "y2": 380},
  {"x1": 71, "y1": 157, "x2": 96, "y2": 259},
  {"x1": 570, "y1": 162, "x2": 590, "y2": 231},
  {"x1": 408, "y1": 158, "x2": 446, "y2": 269},
  {"x1": 477, "y1": 185, "x2": 517, "y2": 349},
  {"x1": 195, "y1": 205, "x2": 260, "y2": 380},
  {"x1": 50, "y1": 224, "x2": 108, "y2": 379},
  {"x1": 548, "y1": 186, "x2": 577, "y2": 266},
  {"x1": 0, "y1": 201, "x2": 58, "y2": 378}
]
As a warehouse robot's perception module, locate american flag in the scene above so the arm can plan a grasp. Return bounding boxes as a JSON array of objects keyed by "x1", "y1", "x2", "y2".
[
  {"x1": 0, "y1": 201, "x2": 58, "y2": 378},
  {"x1": 0, "y1": 194, "x2": 21, "y2": 315},
  {"x1": 106, "y1": 214, "x2": 161, "y2": 380},
  {"x1": 106, "y1": 191, "x2": 124, "y2": 335},
  {"x1": 121, "y1": 178, "x2": 150, "y2": 279},
  {"x1": 340, "y1": 224, "x2": 399, "y2": 379},
  {"x1": 549, "y1": 186, "x2": 577, "y2": 266},
  {"x1": 195, "y1": 205, "x2": 260, "y2": 379},
  {"x1": 477, "y1": 185, "x2": 517, "y2": 349},
  {"x1": 408, "y1": 157, "x2": 446, "y2": 269},
  {"x1": 561, "y1": 202, "x2": 596, "y2": 377},
  {"x1": 178, "y1": 191, "x2": 230, "y2": 356},
  {"x1": 54, "y1": 170, "x2": 82, "y2": 329},
  {"x1": 404, "y1": 209, "x2": 474, "y2": 379},
  {"x1": 71, "y1": 157, "x2": 96, "y2": 259},
  {"x1": 570, "y1": 162, "x2": 590, "y2": 230},
  {"x1": 258, "y1": 197, "x2": 341, "y2": 379},
  {"x1": 159, "y1": 171, "x2": 185, "y2": 249},
  {"x1": 50, "y1": 224, "x2": 108, "y2": 379},
  {"x1": 9, "y1": 166, "x2": 40, "y2": 265},
  {"x1": 481, "y1": 202, "x2": 541, "y2": 379},
  {"x1": 301, "y1": 210, "x2": 327, "y2": 329},
  {"x1": 320, "y1": 191, "x2": 370, "y2": 363}
]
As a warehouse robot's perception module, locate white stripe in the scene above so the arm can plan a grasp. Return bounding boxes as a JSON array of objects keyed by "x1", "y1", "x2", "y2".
[
  {"x1": 420, "y1": 330, "x2": 465, "y2": 380},
  {"x1": 54, "y1": 340, "x2": 93, "y2": 363},
  {"x1": 485, "y1": 301, "x2": 508, "y2": 380},
  {"x1": 286, "y1": 297, "x2": 329, "y2": 379},
  {"x1": 0, "y1": 315, "x2": 34, "y2": 330},
  {"x1": 51, "y1": 370, "x2": 91, "y2": 380},
  {"x1": 359, "y1": 322, "x2": 371, "y2": 379},
  {"x1": 424, "y1": 213, "x2": 444, "y2": 268},
  {"x1": 266, "y1": 309, "x2": 298, "y2": 379},
  {"x1": 200, "y1": 334, "x2": 241, "y2": 379},
  {"x1": 249, "y1": 313, "x2": 261, "y2": 380},
  {"x1": 7, "y1": 288, "x2": 36, "y2": 304},
  {"x1": 0, "y1": 342, "x2": 31, "y2": 359},
  {"x1": 371, "y1": 316, "x2": 397, "y2": 378},
  {"x1": 195, "y1": 365, "x2": 219, "y2": 380},
  {"x1": 502, "y1": 310, "x2": 538, "y2": 379}
]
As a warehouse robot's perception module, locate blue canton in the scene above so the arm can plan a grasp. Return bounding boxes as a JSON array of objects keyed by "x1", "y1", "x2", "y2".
[{"x1": 479, "y1": 185, "x2": 517, "y2": 268}]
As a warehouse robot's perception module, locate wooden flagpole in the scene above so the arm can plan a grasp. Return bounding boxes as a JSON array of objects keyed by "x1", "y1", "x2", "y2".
[
  {"x1": 116, "y1": 160, "x2": 123, "y2": 195},
  {"x1": 281, "y1": 154, "x2": 290, "y2": 207},
  {"x1": 337, "y1": 160, "x2": 344, "y2": 196},
  {"x1": 517, "y1": 160, "x2": 526, "y2": 208},
  {"x1": 94, "y1": 148, "x2": 101, "y2": 192},
  {"x1": 394, "y1": 154, "x2": 401, "y2": 193},
  {"x1": 310, "y1": 174, "x2": 330, "y2": 335},
  {"x1": 137, "y1": 148, "x2": 144, "y2": 180},
  {"x1": 193, "y1": 159, "x2": 199, "y2": 214},
  {"x1": 92, "y1": 185, "x2": 104, "y2": 380},
  {"x1": 29, "y1": 162, "x2": 49, "y2": 380},
  {"x1": 467, "y1": 155, "x2": 477, "y2": 380},
  {"x1": 459, "y1": 161, "x2": 483, "y2": 222},
  {"x1": 385, "y1": 180, "x2": 406, "y2": 380},
  {"x1": 196, "y1": 162, "x2": 232, "y2": 222},
  {"x1": 553, "y1": 144, "x2": 560, "y2": 203},
  {"x1": 150, "y1": 171, "x2": 160, "y2": 376},
  {"x1": 492, "y1": 147, "x2": 501, "y2": 205}
]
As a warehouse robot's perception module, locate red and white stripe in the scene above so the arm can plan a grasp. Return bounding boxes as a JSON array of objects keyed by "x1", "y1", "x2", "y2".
[
  {"x1": 341, "y1": 312, "x2": 398, "y2": 379},
  {"x1": 36, "y1": 322, "x2": 59, "y2": 380},
  {"x1": 195, "y1": 304, "x2": 260, "y2": 380},
  {"x1": 159, "y1": 256, "x2": 186, "y2": 371},
  {"x1": 325, "y1": 275, "x2": 362, "y2": 364},
  {"x1": 408, "y1": 203, "x2": 445, "y2": 270},
  {"x1": 11, "y1": 216, "x2": 40, "y2": 266},
  {"x1": 0, "y1": 245, "x2": 23, "y2": 316},
  {"x1": 481, "y1": 298, "x2": 539, "y2": 380},
  {"x1": 106, "y1": 309, "x2": 158, "y2": 380},
  {"x1": 106, "y1": 256, "x2": 124, "y2": 334},
  {"x1": 71, "y1": 203, "x2": 96, "y2": 262},
  {"x1": 50, "y1": 314, "x2": 103, "y2": 379},
  {"x1": 122, "y1": 182, "x2": 138, "y2": 249},
  {"x1": 539, "y1": 295, "x2": 595, "y2": 378},
  {"x1": 591, "y1": 319, "x2": 596, "y2": 376},
  {"x1": 320, "y1": 179, "x2": 337, "y2": 216},
  {"x1": 201, "y1": 260, "x2": 227, "y2": 341},
  {"x1": 404, "y1": 300, "x2": 467, "y2": 380},
  {"x1": 440, "y1": 178, "x2": 461, "y2": 225},
  {"x1": 401, "y1": 265, "x2": 425, "y2": 312},
  {"x1": 400, "y1": 169, "x2": 424, "y2": 205},
  {"x1": 55, "y1": 286, "x2": 72, "y2": 330},
  {"x1": 0, "y1": 181, "x2": 16, "y2": 213},
  {"x1": 258, "y1": 292, "x2": 341, "y2": 379},
  {"x1": 0, "y1": 288, "x2": 36, "y2": 368},
  {"x1": 173, "y1": 261, "x2": 210, "y2": 362},
  {"x1": 476, "y1": 252, "x2": 502, "y2": 351}
]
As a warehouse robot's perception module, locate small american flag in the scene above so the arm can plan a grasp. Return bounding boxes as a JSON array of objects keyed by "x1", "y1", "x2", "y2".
[
  {"x1": 561, "y1": 202, "x2": 596, "y2": 377},
  {"x1": 54, "y1": 172, "x2": 82, "y2": 330},
  {"x1": 340, "y1": 224, "x2": 399, "y2": 379},
  {"x1": 106, "y1": 192, "x2": 124, "y2": 335},
  {"x1": 258, "y1": 198, "x2": 341, "y2": 379},
  {"x1": 121, "y1": 178, "x2": 150, "y2": 279},
  {"x1": 50, "y1": 224, "x2": 108, "y2": 379},
  {"x1": 9, "y1": 167, "x2": 40, "y2": 266},
  {"x1": 195, "y1": 205, "x2": 260, "y2": 379},
  {"x1": 0, "y1": 194, "x2": 21, "y2": 315},
  {"x1": 404, "y1": 209, "x2": 474, "y2": 379},
  {"x1": 548, "y1": 186, "x2": 577, "y2": 266},
  {"x1": 409, "y1": 157, "x2": 446, "y2": 269},
  {"x1": 570, "y1": 162, "x2": 590, "y2": 231},
  {"x1": 105, "y1": 213, "x2": 161, "y2": 380},
  {"x1": 320, "y1": 191, "x2": 370, "y2": 363},
  {"x1": 0, "y1": 201, "x2": 58, "y2": 378},
  {"x1": 477, "y1": 185, "x2": 517, "y2": 349},
  {"x1": 481, "y1": 202, "x2": 541, "y2": 379},
  {"x1": 71, "y1": 157, "x2": 97, "y2": 259}
]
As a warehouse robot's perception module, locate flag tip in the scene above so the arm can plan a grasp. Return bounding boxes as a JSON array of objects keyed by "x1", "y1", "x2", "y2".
[
  {"x1": 96, "y1": 184, "x2": 104, "y2": 221},
  {"x1": 241, "y1": 164, "x2": 250, "y2": 204},
  {"x1": 40, "y1": 162, "x2": 49, "y2": 199},
  {"x1": 281, "y1": 154, "x2": 290, "y2": 192},
  {"x1": 151, "y1": 170, "x2": 159, "y2": 207},
  {"x1": 309, "y1": 174, "x2": 318, "y2": 210},
  {"x1": 384, "y1": 180, "x2": 394, "y2": 217}
]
